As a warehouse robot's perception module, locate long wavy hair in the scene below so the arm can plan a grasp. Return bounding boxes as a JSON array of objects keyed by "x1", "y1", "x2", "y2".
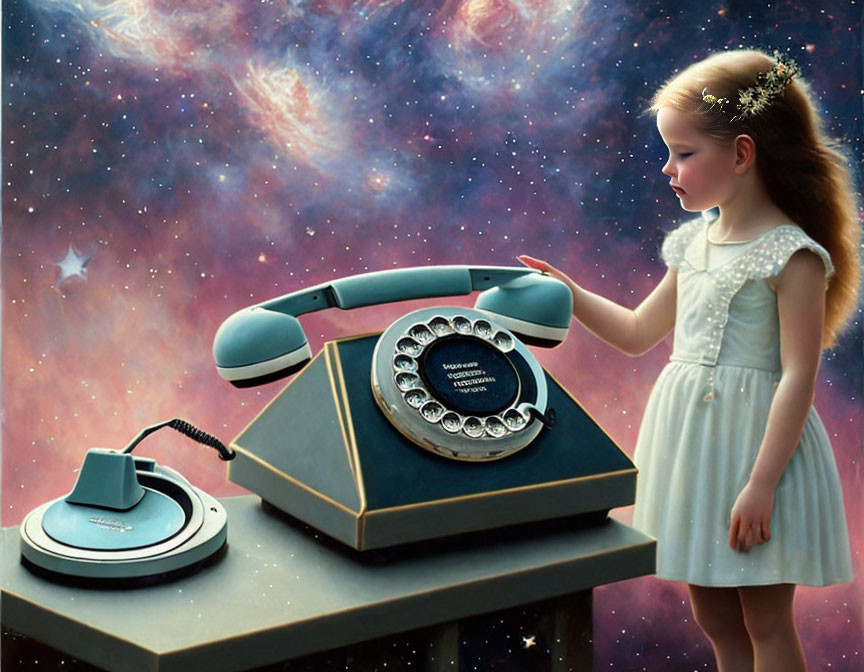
[{"x1": 644, "y1": 49, "x2": 861, "y2": 350}]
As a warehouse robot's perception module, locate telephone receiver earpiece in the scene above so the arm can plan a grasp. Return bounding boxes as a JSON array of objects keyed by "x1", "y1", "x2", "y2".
[{"x1": 212, "y1": 265, "x2": 573, "y2": 387}]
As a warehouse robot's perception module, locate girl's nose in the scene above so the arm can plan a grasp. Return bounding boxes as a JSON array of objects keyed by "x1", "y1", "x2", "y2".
[{"x1": 661, "y1": 158, "x2": 675, "y2": 177}]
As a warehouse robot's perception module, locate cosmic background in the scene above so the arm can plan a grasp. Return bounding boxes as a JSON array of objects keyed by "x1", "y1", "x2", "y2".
[{"x1": 2, "y1": 0, "x2": 862, "y2": 669}]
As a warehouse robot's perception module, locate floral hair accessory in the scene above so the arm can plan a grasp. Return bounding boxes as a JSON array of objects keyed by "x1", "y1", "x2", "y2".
[{"x1": 701, "y1": 50, "x2": 800, "y2": 122}]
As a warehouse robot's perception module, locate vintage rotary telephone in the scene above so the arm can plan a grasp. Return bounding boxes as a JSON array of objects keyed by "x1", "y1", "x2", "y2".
[
  {"x1": 212, "y1": 265, "x2": 637, "y2": 551},
  {"x1": 212, "y1": 265, "x2": 572, "y2": 461}
]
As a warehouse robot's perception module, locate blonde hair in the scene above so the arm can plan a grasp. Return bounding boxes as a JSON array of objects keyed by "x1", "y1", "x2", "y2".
[{"x1": 645, "y1": 49, "x2": 861, "y2": 349}]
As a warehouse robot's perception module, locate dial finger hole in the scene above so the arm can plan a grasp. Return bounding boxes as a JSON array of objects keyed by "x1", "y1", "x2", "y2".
[
  {"x1": 396, "y1": 337, "x2": 423, "y2": 357},
  {"x1": 420, "y1": 401, "x2": 444, "y2": 422},
  {"x1": 472, "y1": 319, "x2": 493, "y2": 339},
  {"x1": 393, "y1": 354, "x2": 418, "y2": 372},
  {"x1": 404, "y1": 388, "x2": 428, "y2": 408},
  {"x1": 484, "y1": 416, "x2": 507, "y2": 438},
  {"x1": 441, "y1": 412, "x2": 462, "y2": 433},
  {"x1": 395, "y1": 372, "x2": 420, "y2": 391},
  {"x1": 451, "y1": 316, "x2": 472, "y2": 334},
  {"x1": 492, "y1": 331, "x2": 515, "y2": 352},
  {"x1": 503, "y1": 408, "x2": 528, "y2": 431},
  {"x1": 462, "y1": 416, "x2": 484, "y2": 438},
  {"x1": 408, "y1": 324, "x2": 435, "y2": 344},
  {"x1": 428, "y1": 316, "x2": 453, "y2": 336}
]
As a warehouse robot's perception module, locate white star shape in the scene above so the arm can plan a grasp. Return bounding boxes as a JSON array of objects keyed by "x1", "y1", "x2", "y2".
[{"x1": 56, "y1": 245, "x2": 93, "y2": 284}]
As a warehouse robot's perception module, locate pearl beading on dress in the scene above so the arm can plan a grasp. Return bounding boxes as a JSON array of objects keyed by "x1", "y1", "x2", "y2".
[{"x1": 660, "y1": 217, "x2": 834, "y2": 403}]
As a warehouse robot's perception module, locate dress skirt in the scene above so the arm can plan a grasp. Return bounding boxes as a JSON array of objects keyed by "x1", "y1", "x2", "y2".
[{"x1": 631, "y1": 360, "x2": 854, "y2": 587}]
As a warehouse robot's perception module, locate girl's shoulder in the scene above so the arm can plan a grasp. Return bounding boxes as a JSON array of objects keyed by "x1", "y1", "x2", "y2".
[
  {"x1": 659, "y1": 216, "x2": 706, "y2": 270},
  {"x1": 750, "y1": 224, "x2": 835, "y2": 288}
]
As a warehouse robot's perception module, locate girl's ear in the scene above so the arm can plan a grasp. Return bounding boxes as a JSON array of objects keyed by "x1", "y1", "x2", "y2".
[{"x1": 733, "y1": 134, "x2": 757, "y2": 174}]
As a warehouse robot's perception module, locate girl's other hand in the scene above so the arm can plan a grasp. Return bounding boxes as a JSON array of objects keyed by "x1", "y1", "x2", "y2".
[{"x1": 728, "y1": 481, "x2": 775, "y2": 553}]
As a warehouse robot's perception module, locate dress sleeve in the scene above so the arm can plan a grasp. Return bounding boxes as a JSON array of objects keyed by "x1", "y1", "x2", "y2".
[
  {"x1": 660, "y1": 218, "x2": 703, "y2": 270},
  {"x1": 746, "y1": 227, "x2": 835, "y2": 289}
]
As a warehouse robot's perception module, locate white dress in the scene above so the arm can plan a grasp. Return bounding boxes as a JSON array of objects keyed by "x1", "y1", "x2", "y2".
[{"x1": 631, "y1": 212, "x2": 854, "y2": 587}]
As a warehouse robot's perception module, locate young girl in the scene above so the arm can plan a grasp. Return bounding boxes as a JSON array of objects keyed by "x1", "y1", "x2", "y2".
[{"x1": 519, "y1": 49, "x2": 860, "y2": 672}]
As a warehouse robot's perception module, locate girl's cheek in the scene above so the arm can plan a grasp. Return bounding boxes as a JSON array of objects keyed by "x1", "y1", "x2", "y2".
[
  {"x1": 685, "y1": 160, "x2": 714, "y2": 188},
  {"x1": 678, "y1": 165, "x2": 697, "y2": 187},
  {"x1": 704, "y1": 154, "x2": 733, "y2": 182}
]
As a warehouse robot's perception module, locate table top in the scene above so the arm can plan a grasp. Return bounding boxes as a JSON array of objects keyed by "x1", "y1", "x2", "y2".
[{"x1": 2, "y1": 495, "x2": 655, "y2": 672}]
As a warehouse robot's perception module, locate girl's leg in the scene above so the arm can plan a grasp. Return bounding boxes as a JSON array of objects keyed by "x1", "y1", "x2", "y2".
[
  {"x1": 737, "y1": 583, "x2": 806, "y2": 672},
  {"x1": 687, "y1": 584, "x2": 754, "y2": 672}
]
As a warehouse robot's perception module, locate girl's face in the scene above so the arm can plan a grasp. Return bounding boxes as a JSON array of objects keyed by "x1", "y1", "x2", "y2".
[{"x1": 656, "y1": 107, "x2": 737, "y2": 212}]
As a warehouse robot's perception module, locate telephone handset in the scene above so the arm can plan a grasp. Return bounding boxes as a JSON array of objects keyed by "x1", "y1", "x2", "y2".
[{"x1": 212, "y1": 265, "x2": 573, "y2": 461}]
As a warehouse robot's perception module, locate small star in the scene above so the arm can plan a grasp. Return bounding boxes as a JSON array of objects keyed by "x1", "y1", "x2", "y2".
[
  {"x1": 522, "y1": 635, "x2": 536, "y2": 649},
  {"x1": 56, "y1": 245, "x2": 93, "y2": 284}
]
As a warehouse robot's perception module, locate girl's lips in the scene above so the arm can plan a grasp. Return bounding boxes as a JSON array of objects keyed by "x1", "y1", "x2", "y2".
[{"x1": 672, "y1": 186, "x2": 687, "y2": 195}]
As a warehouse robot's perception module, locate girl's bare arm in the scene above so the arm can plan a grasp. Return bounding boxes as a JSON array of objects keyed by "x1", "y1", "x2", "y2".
[
  {"x1": 517, "y1": 255, "x2": 677, "y2": 356},
  {"x1": 747, "y1": 250, "x2": 826, "y2": 489},
  {"x1": 728, "y1": 249, "x2": 826, "y2": 550}
]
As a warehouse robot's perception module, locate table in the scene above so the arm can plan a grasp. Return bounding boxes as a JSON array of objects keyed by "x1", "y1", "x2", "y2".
[{"x1": 1, "y1": 496, "x2": 655, "y2": 671}]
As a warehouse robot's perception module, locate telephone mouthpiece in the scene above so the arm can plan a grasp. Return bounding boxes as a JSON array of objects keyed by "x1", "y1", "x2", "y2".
[{"x1": 213, "y1": 307, "x2": 311, "y2": 387}]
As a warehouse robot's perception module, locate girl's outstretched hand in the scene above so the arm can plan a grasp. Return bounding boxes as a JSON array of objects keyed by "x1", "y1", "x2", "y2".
[
  {"x1": 728, "y1": 481, "x2": 775, "y2": 553},
  {"x1": 517, "y1": 255, "x2": 571, "y2": 287}
]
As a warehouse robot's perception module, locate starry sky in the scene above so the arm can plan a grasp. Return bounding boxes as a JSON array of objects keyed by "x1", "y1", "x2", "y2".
[{"x1": 3, "y1": 0, "x2": 863, "y2": 669}]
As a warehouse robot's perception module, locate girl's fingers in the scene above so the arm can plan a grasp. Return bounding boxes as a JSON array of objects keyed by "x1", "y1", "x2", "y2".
[
  {"x1": 730, "y1": 516, "x2": 759, "y2": 552},
  {"x1": 517, "y1": 255, "x2": 544, "y2": 270},
  {"x1": 755, "y1": 524, "x2": 764, "y2": 543},
  {"x1": 728, "y1": 517, "x2": 740, "y2": 549}
]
